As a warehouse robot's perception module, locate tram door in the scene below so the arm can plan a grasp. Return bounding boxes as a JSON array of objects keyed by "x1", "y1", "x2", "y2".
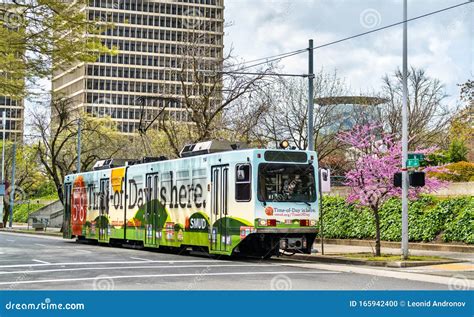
[
  {"x1": 145, "y1": 173, "x2": 159, "y2": 245},
  {"x1": 63, "y1": 183, "x2": 72, "y2": 239},
  {"x1": 98, "y1": 178, "x2": 110, "y2": 241},
  {"x1": 210, "y1": 165, "x2": 229, "y2": 252}
]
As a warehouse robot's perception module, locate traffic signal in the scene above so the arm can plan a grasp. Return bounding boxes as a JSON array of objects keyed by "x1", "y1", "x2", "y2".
[
  {"x1": 409, "y1": 171, "x2": 425, "y2": 187},
  {"x1": 394, "y1": 172, "x2": 402, "y2": 187},
  {"x1": 393, "y1": 171, "x2": 425, "y2": 188}
]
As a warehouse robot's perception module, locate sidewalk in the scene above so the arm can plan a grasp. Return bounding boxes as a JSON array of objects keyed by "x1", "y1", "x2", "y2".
[
  {"x1": 299, "y1": 243, "x2": 474, "y2": 280},
  {"x1": 0, "y1": 223, "x2": 61, "y2": 236},
  {"x1": 312, "y1": 243, "x2": 473, "y2": 262}
]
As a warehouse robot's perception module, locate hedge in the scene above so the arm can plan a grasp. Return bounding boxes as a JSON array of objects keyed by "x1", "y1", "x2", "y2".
[
  {"x1": 429, "y1": 161, "x2": 474, "y2": 182},
  {"x1": 318, "y1": 195, "x2": 473, "y2": 244}
]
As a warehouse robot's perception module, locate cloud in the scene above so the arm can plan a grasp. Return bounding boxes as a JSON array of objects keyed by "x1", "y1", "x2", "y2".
[{"x1": 225, "y1": 0, "x2": 473, "y2": 103}]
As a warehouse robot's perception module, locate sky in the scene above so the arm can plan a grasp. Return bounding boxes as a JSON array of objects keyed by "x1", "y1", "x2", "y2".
[
  {"x1": 223, "y1": 0, "x2": 473, "y2": 104},
  {"x1": 24, "y1": 0, "x2": 472, "y2": 133}
]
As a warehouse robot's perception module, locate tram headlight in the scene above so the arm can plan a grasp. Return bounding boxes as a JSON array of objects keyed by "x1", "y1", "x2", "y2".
[
  {"x1": 258, "y1": 219, "x2": 267, "y2": 226},
  {"x1": 279, "y1": 140, "x2": 289, "y2": 149},
  {"x1": 310, "y1": 220, "x2": 317, "y2": 226}
]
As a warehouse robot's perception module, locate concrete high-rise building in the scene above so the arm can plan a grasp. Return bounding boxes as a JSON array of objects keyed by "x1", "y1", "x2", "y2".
[
  {"x1": 1, "y1": 3, "x2": 25, "y2": 142},
  {"x1": 52, "y1": 0, "x2": 224, "y2": 134},
  {"x1": 0, "y1": 99, "x2": 23, "y2": 142}
]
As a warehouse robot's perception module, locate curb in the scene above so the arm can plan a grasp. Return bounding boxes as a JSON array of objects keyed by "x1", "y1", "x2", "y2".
[
  {"x1": 0, "y1": 229, "x2": 62, "y2": 238},
  {"x1": 286, "y1": 254, "x2": 464, "y2": 268},
  {"x1": 315, "y1": 238, "x2": 474, "y2": 253}
]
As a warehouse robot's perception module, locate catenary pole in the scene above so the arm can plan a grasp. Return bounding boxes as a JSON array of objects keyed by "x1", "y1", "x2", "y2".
[
  {"x1": 9, "y1": 142, "x2": 16, "y2": 228},
  {"x1": 77, "y1": 118, "x2": 82, "y2": 173},
  {"x1": 0, "y1": 112, "x2": 6, "y2": 227},
  {"x1": 401, "y1": 0, "x2": 409, "y2": 260},
  {"x1": 307, "y1": 39, "x2": 314, "y2": 151},
  {"x1": 1, "y1": 111, "x2": 5, "y2": 183}
]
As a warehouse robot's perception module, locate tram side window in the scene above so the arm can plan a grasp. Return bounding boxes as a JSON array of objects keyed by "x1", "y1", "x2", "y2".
[{"x1": 235, "y1": 164, "x2": 251, "y2": 202}]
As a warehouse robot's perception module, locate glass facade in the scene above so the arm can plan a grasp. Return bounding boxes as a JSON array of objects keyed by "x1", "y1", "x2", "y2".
[{"x1": 52, "y1": 0, "x2": 224, "y2": 133}]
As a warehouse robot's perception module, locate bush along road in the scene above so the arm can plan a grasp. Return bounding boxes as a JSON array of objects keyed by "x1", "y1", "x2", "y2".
[{"x1": 318, "y1": 195, "x2": 473, "y2": 244}]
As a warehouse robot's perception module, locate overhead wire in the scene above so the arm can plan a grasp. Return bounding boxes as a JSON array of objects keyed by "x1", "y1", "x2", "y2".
[{"x1": 228, "y1": 1, "x2": 471, "y2": 74}]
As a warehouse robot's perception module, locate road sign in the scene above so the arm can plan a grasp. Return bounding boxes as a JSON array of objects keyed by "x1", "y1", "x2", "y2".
[
  {"x1": 408, "y1": 153, "x2": 425, "y2": 161},
  {"x1": 407, "y1": 159, "x2": 420, "y2": 168}
]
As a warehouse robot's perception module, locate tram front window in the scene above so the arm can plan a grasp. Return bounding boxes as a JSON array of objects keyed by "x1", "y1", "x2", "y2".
[{"x1": 258, "y1": 163, "x2": 316, "y2": 203}]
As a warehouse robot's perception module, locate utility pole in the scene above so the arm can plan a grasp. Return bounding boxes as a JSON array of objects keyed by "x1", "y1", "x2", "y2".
[
  {"x1": 401, "y1": 0, "x2": 409, "y2": 260},
  {"x1": 0, "y1": 111, "x2": 6, "y2": 227},
  {"x1": 77, "y1": 118, "x2": 82, "y2": 173},
  {"x1": 1, "y1": 111, "x2": 5, "y2": 183},
  {"x1": 307, "y1": 39, "x2": 315, "y2": 151},
  {"x1": 9, "y1": 142, "x2": 16, "y2": 228}
]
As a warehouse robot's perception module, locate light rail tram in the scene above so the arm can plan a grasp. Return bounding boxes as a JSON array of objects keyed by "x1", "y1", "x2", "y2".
[{"x1": 63, "y1": 141, "x2": 320, "y2": 257}]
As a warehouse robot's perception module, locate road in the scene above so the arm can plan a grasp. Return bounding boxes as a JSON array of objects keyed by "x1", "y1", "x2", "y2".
[{"x1": 0, "y1": 232, "x2": 456, "y2": 290}]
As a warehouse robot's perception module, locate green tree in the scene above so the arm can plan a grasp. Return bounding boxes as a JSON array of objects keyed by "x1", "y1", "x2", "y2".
[
  {"x1": 447, "y1": 139, "x2": 468, "y2": 163},
  {"x1": 1, "y1": 0, "x2": 113, "y2": 99},
  {"x1": 32, "y1": 98, "x2": 122, "y2": 204},
  {"x1": 1, "y1": 142, "x2": 49, "y2": 226}
]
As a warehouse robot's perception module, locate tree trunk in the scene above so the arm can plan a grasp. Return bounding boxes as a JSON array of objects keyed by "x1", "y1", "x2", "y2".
[
  {"x1": 2, "y1": 198, "x2": 10, "y2": 227},
  {"x1": 374, "y1": 210, "x2": 381, "y2": 256}
]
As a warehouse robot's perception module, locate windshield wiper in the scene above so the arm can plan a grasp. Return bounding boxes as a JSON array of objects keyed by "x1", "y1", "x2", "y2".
[{"x1": 295, "y1": 201, "x2": 311, "y2": 206}]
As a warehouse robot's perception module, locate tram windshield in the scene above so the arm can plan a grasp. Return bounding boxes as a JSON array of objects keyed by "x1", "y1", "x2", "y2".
[{"x1": 258, "y1": 163, "x2": 316, "y2": 203}]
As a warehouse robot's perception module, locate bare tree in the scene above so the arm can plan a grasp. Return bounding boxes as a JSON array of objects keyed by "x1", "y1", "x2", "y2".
[
  {"x1": 253, "y1": 70, "x2": 351, "y2": 161},
  {"x1": 31, "y1": 98, "x2": 121, "y2": 203},
  {"x1": 380, "y1": 67, "x2": 453, "y2": 149},
  {"x1": 136, "y1": 23, "x2": 274, "y2": 156}
]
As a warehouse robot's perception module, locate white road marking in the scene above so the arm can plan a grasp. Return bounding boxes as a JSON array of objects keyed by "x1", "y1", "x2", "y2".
[
  {"x1": 0, "y1": 264, "x2": 278, "y2": 275},
  {"x1": 6, "y1": 239, "x2": 14, "y2": 242},
  {"x1": 0, "y1": 271, "x2": 340, "y2": 286},
  {"x1": 130, "y1": 257, "x2": 152, "y2": 262},
  {"x1": 31, "y1": 259, "x2": 50, "y2": 264},
  {"x1": 34, "y1": 243, "x2": 49, "y2": 247},
  {"x1": 0, "y1": 260, "x2": 231, "y2": 269}
]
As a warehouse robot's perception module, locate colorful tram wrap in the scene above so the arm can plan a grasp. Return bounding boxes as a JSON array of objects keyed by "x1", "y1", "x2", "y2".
[{"x1": 63, "y1": 148, "x2": 319, "y2": 257}]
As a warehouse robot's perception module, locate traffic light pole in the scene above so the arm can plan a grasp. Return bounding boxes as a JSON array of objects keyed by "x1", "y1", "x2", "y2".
[
  {"x1": 401, "y1": 0, "x2": 409, "y2": 260},
  {"x1": 307, "y1": 39, "x2": 314, "y2": 151}
]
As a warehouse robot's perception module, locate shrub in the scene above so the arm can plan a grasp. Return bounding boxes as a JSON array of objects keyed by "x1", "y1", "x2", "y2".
[
  {"x1": 318, "y1": 195, "x2": 473, "y2": 244},
  {"x1": 430, "y1": 161, "x2": 474, "y2": 182},
  {"x1": 443, "y1": 198, "x2": 474, "y2": 244},
  {"x1": 13, "y1": 204, "x2": 44, "y2": 223}
]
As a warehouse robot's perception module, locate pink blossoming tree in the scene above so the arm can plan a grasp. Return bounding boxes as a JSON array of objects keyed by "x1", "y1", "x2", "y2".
[{"x1": 338, "y1": 125, "x2": 446, "y2": 256}]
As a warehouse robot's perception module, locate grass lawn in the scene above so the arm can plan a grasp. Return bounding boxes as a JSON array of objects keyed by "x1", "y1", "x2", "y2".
[{"x1": 336, "y1": 253, "x2": 449, "y2": 262}]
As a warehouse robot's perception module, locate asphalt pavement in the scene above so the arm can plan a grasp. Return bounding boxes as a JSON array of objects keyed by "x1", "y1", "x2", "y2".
[{"x1": 0, "y1": 231, "x2": 469, "y2": 290}]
